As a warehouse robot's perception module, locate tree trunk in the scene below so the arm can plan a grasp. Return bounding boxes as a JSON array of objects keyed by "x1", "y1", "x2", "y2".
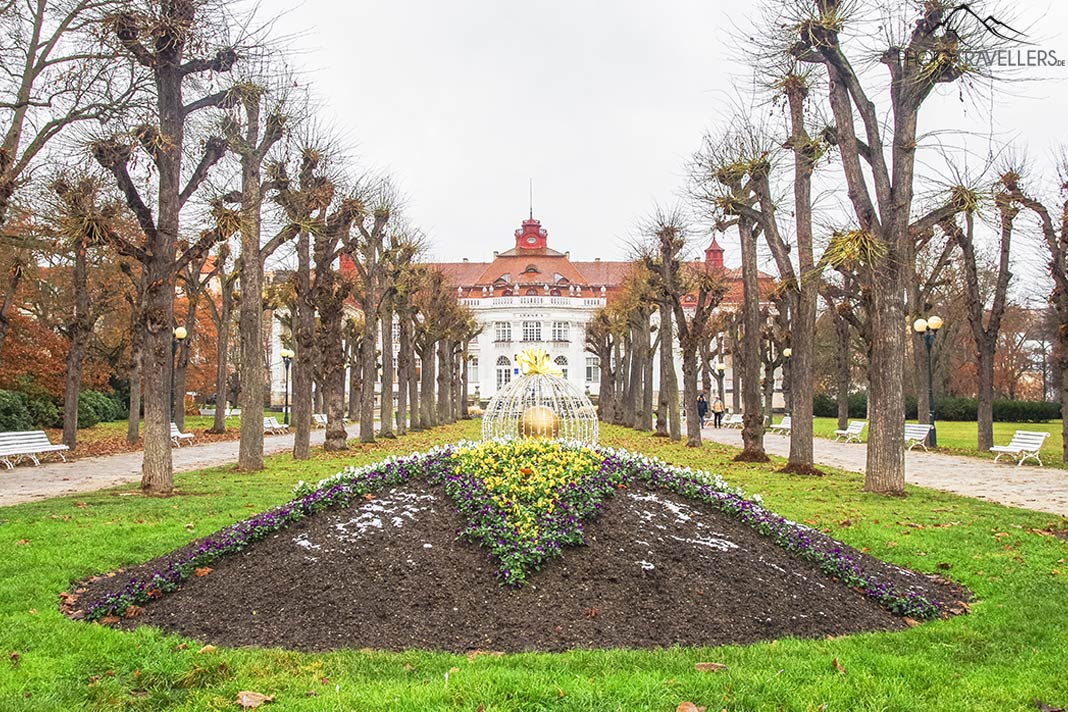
[
  {"x1": 737, "y1": 219, "x2": 767, "y2": 461},
  {"x1": 61, "y1": 241, "x2": 89, "y2": 450},
  {"x1": 379, "y1": 306, "x2": 396, "y2": 436},
  {"x1": 127, "y1": 333, "x2": 142, "y2": 445},
  {"x1": 347, "y1": 336, "x2": 361, "y2": 421},
  {"x1": 655, "y1": 315, "x2": 669, "y2": 438},
  {"x1": 460, "y1": 342, "x2": 470, "y2": 420},
  {"x1": 318, "y1": 288, "x2": 348, "y2": 451},
  {"x1": 420, "y1": 346, "x2": 436, "y2": 428},
  {"x1": 210, "y1": 288, "x2": 231, "y2": 433},
  {"x1": 682, "y1": 349, "x2": 701, "y2": 447},
  {"x1": 292, "y1": 231, "x2": 314, "y2": 460},
  {"x1": 864, "y1": 281, "x2": 907, "y2": 495},
  {"x1": 786, "y1": 277, "x2": 817, "y2": 472},
  {"x1": 395, "y1": 314, "x2": 411, "y2": 434},
  {"x1": 976, "y1": 342, "x2": 996, "y2": 451},
  {"x1": 359, "y1": 315, "x2": 378, "y2": 442},
  {"x1": 436, "y1": 339, "x2": 451, "y2": 424},
  {"x1": 834, "y1": 312, "x2": 851, "y2": 431},
  {"x1": 640, "y1": 316, "x2": 654, "y2": 431},
  {"x1": 237, "y1": 130, "x2": 266, "y2": 471}
]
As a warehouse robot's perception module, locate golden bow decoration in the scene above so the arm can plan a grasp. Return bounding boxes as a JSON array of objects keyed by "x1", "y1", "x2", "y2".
[{"x1": 516, "y1": 348, "x2": 563, "y2": 377}]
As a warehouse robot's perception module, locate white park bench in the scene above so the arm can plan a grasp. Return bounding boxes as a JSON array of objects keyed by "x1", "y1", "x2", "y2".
[
  {"x1": 312, "y1": 413, "x2": 328, "y2": 429},
  {"x1": 723, "y1": 413, "x2": 743, "y2": 428},
  {"x1": 169, "y1": 423, "x2": 195, "y2": 447},
  {"x1": 834, "y1": 420, "x2": 867, "y2": 443},
  {"x1": 904, "y1": 423, "x2": 933, "y2": 451},
  {"x1": 769, "y1": 415, "x2": 792, "y2": 435},
  {"x1": 264, "y1": 416, "x2": 288, "y2": 435},
  {"x1": 991, "y1": 430, "x2": 1050, "y2": 467},
  {"x1": 198, "y1": 406, "x2": 240, "y2": 417},
  {"x1": 0, "y1": 430, "x2": 69, "y2": 468}
]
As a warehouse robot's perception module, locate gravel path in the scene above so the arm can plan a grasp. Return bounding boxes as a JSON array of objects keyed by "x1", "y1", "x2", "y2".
[
  {"x1": 701, "y1": 426, "x2": 1068, "y2": 517},
  {"x1": 0, "y1": 425, "x2": 359, "y2": 507}
]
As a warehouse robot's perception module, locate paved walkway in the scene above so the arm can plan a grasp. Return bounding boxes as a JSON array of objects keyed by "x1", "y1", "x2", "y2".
[
  {"x1": 701, "y1": 426, "x2": 1068, "y2": 517},
  {"x1": 4, "y1": 423, "x2": 1066, "y2": 517},
  {"x1": 0, "y1": 425, "x2": 360, "y2": 507}
]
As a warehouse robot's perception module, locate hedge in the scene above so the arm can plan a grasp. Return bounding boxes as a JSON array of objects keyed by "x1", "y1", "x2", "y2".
[
  {"x1": 816, "y1": 392, "x2": 1061, "y2": 423},
  {"x1": 0, "y1": 390, "x2": 32, "y2": 431}
]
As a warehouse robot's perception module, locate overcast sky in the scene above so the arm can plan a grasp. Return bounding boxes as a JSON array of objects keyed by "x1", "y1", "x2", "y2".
[{"x1": 256, "y1": 0, "x2": 1068, "y2": 282}]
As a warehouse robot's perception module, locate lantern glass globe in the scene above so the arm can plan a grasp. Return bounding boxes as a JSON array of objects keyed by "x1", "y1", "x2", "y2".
[
  {"x1": 927, "y1": 315, "x2": 943, "y2": 331},
  {"x1": 173, "y1": 326, "x2": 188, "y2": 340},
  {"x1": 912, "y1": 318, "x2": 928, "y2": 334},
  {"x1": 782, "y1": 348, "x2": 792, "y2": 358},
  {"x1": 715, "y1": 363, "x2": 726, "y2": 372}
]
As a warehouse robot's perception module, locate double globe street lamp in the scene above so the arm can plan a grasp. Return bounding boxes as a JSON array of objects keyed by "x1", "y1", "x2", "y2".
[
  {"x1": 913, "y1": 315, "x2": 944, "y2": 448},
  {"x1": 170, "y1": 326, "x2": 188, "y2": 423},
  {"x1": 280, "y1": 348, "x2": 295, "y2": 426}
]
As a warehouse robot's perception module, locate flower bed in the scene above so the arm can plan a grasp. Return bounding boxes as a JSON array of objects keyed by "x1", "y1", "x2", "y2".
[{"x1": 80, "y1": 440, "x2": 948, "y2": 622}]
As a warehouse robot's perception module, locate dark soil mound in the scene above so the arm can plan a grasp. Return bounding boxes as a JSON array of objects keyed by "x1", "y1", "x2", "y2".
[{"x1": 73, "y1": 481, "x2": 965, "y2": 653}]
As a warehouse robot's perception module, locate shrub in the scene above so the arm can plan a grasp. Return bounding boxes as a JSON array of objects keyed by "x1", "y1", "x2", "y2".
[
  {"x1": 992, "y1": 399, "x2": 1060, "y2": 423},
  {"x1": 25, "y1": 395, "x2": 61, "y2": 429},
  {"x1": 812, "y1": 392, "x2": 868, "y2": 418},
  {"x1": 0, "y1": 390, "x2": 32, "y2": 431},
  {"x1": 79, "y1": 390, "x2": 124, "y2": 423},
  {"x1": 76, "y1": 398, "x2": 100, "y2": 429}
]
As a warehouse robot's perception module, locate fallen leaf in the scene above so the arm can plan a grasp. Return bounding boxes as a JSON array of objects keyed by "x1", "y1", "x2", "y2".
[
  {"x1": 235, "y1": 690, "x2": 273, "y2": 708},
  {"x1": 936, "y1": 562, "x2": 952, "y2": 570},
  {"x1": 1034, "y1": 701, "x2": 1066, "y2": 712},
  {"x1": 198, "y1": 645, "x2": 217, "y2": 654},
  {"x1": 903, "y1": 617, "x2": 921, "y2": 627},
  {"x1": 194, "y1": 567, "x2": 213, "y2": 577},
  {"x1": 833, "y1": 658, "x2": 847, "y2": 675},
  {"x1": 403, "y1": 663, "x2": 416, "y2": 672},
  {"x1": 9, "y1": 652, "x2": 20, "y2": 668},
  {"x1": 449, "y1": 666, "x2": 460, "y2": 673},
  {"x1": 15, "y1": 539, "x2": 29, "y2": 546},
  {"x1": 98, "y1": 616, "x2": 119, "y2": 625},
  {"x1": 557, "y1": 687, "x2": 566, "y2": 698},
  {"x1": 123, "y1": 605, "x2": 145, "y2": 619},
  {"x1": 76, "y1": 502, "x2": 88, "y2": 509},
  {"x1": 173, "y1": 643, "x2": 188, "y2": 651},
  {"x1": 362, "y1": 493, "x2": 375, "y2": 500},
  {"x1": 694, "y1": 662, "x2": 728, "y2": 673},
  {"x1": 464, "y1": 650, "x2": 504, "y2": 662},
  {"x1": 588, "y1": 607, "x2": 599, "y2": 618},
  {"x1": 676, "y1": 703, "x2": 705, "y2": 712}
]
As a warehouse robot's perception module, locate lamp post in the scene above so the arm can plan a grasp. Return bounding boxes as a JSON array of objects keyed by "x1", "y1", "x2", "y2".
[
  {"x1": 782, "y1": 347, "x2": 792, "y2": 415},
  {"x1": 912, "y1": 315, "x2": 944, "y2": 448},
  {"x1": 170, "y1": 326, "x2": 188, "y2": 423},
  {"x1": 280, "y1": 348, "x2": 294, "y2": 425},
  {"x1": 714, "y1": 362, "x2": 726, "y2": 404}
]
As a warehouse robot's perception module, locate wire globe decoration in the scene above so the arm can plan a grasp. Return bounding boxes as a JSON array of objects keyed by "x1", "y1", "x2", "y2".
[{"x1": 481, "y1": 351, "x2": 599, "y2": 445}]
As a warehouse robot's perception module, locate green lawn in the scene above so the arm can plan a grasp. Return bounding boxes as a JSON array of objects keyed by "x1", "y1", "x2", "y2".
[
  {"x1": 2, "y1": 421, "x2": 1067, "y2": 710},
  {"x1": 812, "y1": 417, "x2": 1067, "y2": 465}
]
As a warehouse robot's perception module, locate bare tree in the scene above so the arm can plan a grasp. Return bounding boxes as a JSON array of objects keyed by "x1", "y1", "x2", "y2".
[
  {"x1": 786, "y1": 0, "x2": 980, "y2": 493},
  {"x1": 940, "y1": 180, "x2": 1015, "y2": 450},
  {"x1": 91, "y1": 0, "x2": 243, "y2": 495}
]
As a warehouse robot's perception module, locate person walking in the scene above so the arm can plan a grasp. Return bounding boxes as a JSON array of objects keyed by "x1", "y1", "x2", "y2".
[
  {"x1": 711, "y1": 396, "x2": 725, "y2": 428},
  {"x1": 697, "y1": 393, "x2": 708, "y2": 428}
]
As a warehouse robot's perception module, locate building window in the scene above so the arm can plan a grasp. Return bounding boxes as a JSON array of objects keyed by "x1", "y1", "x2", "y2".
[
  {"x1": 525, "y1": 287, "x2": 538, "y2": 296},
  {"x1": 551, "y1": 321, "x2": 569, "y2": 341},
  {"x1": 467, "y1": 356, "x2": 479, "y2": 384},
  {"x1": 391, "y1": 320, "x2": 400, "y2": 342},
  {"x1": 522, "y1": 321, "x2": 541, "y2": 342},
  {"x1": 496, "y1": 356, "x2": 512, "y2": 389},
  {"x1": 586, "y1": 356, "x2": 600, "y2": 383},
  {"x1": 554, "y1": 355, "x2": 568, "y2": 380},
  {"x1": 495, "y1": 322, "x2": 511, "y2": 342}
]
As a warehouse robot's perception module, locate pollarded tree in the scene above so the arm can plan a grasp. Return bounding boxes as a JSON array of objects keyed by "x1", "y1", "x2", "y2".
[
  {"x1": 584, "y1": 306, "x2": 623, "y2": 422},
  {"x1": 784, "y1": 0, "x2": 989, "y2": 494},
  {"x1": 92, "y1": 0, "x2": 243, "y2": 495},
  {"x1": 939, "y1": 180, "x2": 1015, "y2": 450}
]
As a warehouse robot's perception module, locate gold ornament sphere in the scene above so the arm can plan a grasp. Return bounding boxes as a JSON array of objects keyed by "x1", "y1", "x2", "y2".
[{"x1": 518, "y1": 405, "x2": 561, "y2": 439}]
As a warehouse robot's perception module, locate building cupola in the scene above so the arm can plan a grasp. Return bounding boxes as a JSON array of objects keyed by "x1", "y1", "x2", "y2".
[
  {"x1": 704, "y1": 235, "x2": 725, "y2": 271},
  {"x1": 514, "y1": 216, "x2": 549, "y2": 250}
]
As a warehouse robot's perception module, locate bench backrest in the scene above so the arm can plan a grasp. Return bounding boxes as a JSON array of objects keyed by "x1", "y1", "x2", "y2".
[
  {"x1": 904, "y1": 423, "x2": 932, "y2": 439},
  {"x1": 779, "y1": 416, "x2": 792, "y2": 427},
  {"x1": 0, "y1": 430, "x2": 54, "y2": 449},
  {"x1": 169, "y1": 423, "x2": 188, "y2": 436},
  {"x1": 313, "y1": 413, "x2": 328, "y2": 423},
  {"x1": 847, "y1": 421, "x2": 866, "y2": 434},
  {"x1": 1007, "y1": 431, "x2": 1050, "y2": 449},
  {"x1": 264, "y1": 417, "x2": 279, "y2": 427}
]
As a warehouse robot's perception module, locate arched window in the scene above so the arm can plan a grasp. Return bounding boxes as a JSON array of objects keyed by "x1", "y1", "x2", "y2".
[
  {"x1": 550, "y1": 288, "x2": 561, "y2": 297},
  {"x1": 554, "y1": 355, "x2": 568, "y2": 380},
  {"x1": 496, "y1": 356, "x2": 513, "y2": 389},
  {"x1": 525, "y1": 287, "x2": 538, "y2": 296}
]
